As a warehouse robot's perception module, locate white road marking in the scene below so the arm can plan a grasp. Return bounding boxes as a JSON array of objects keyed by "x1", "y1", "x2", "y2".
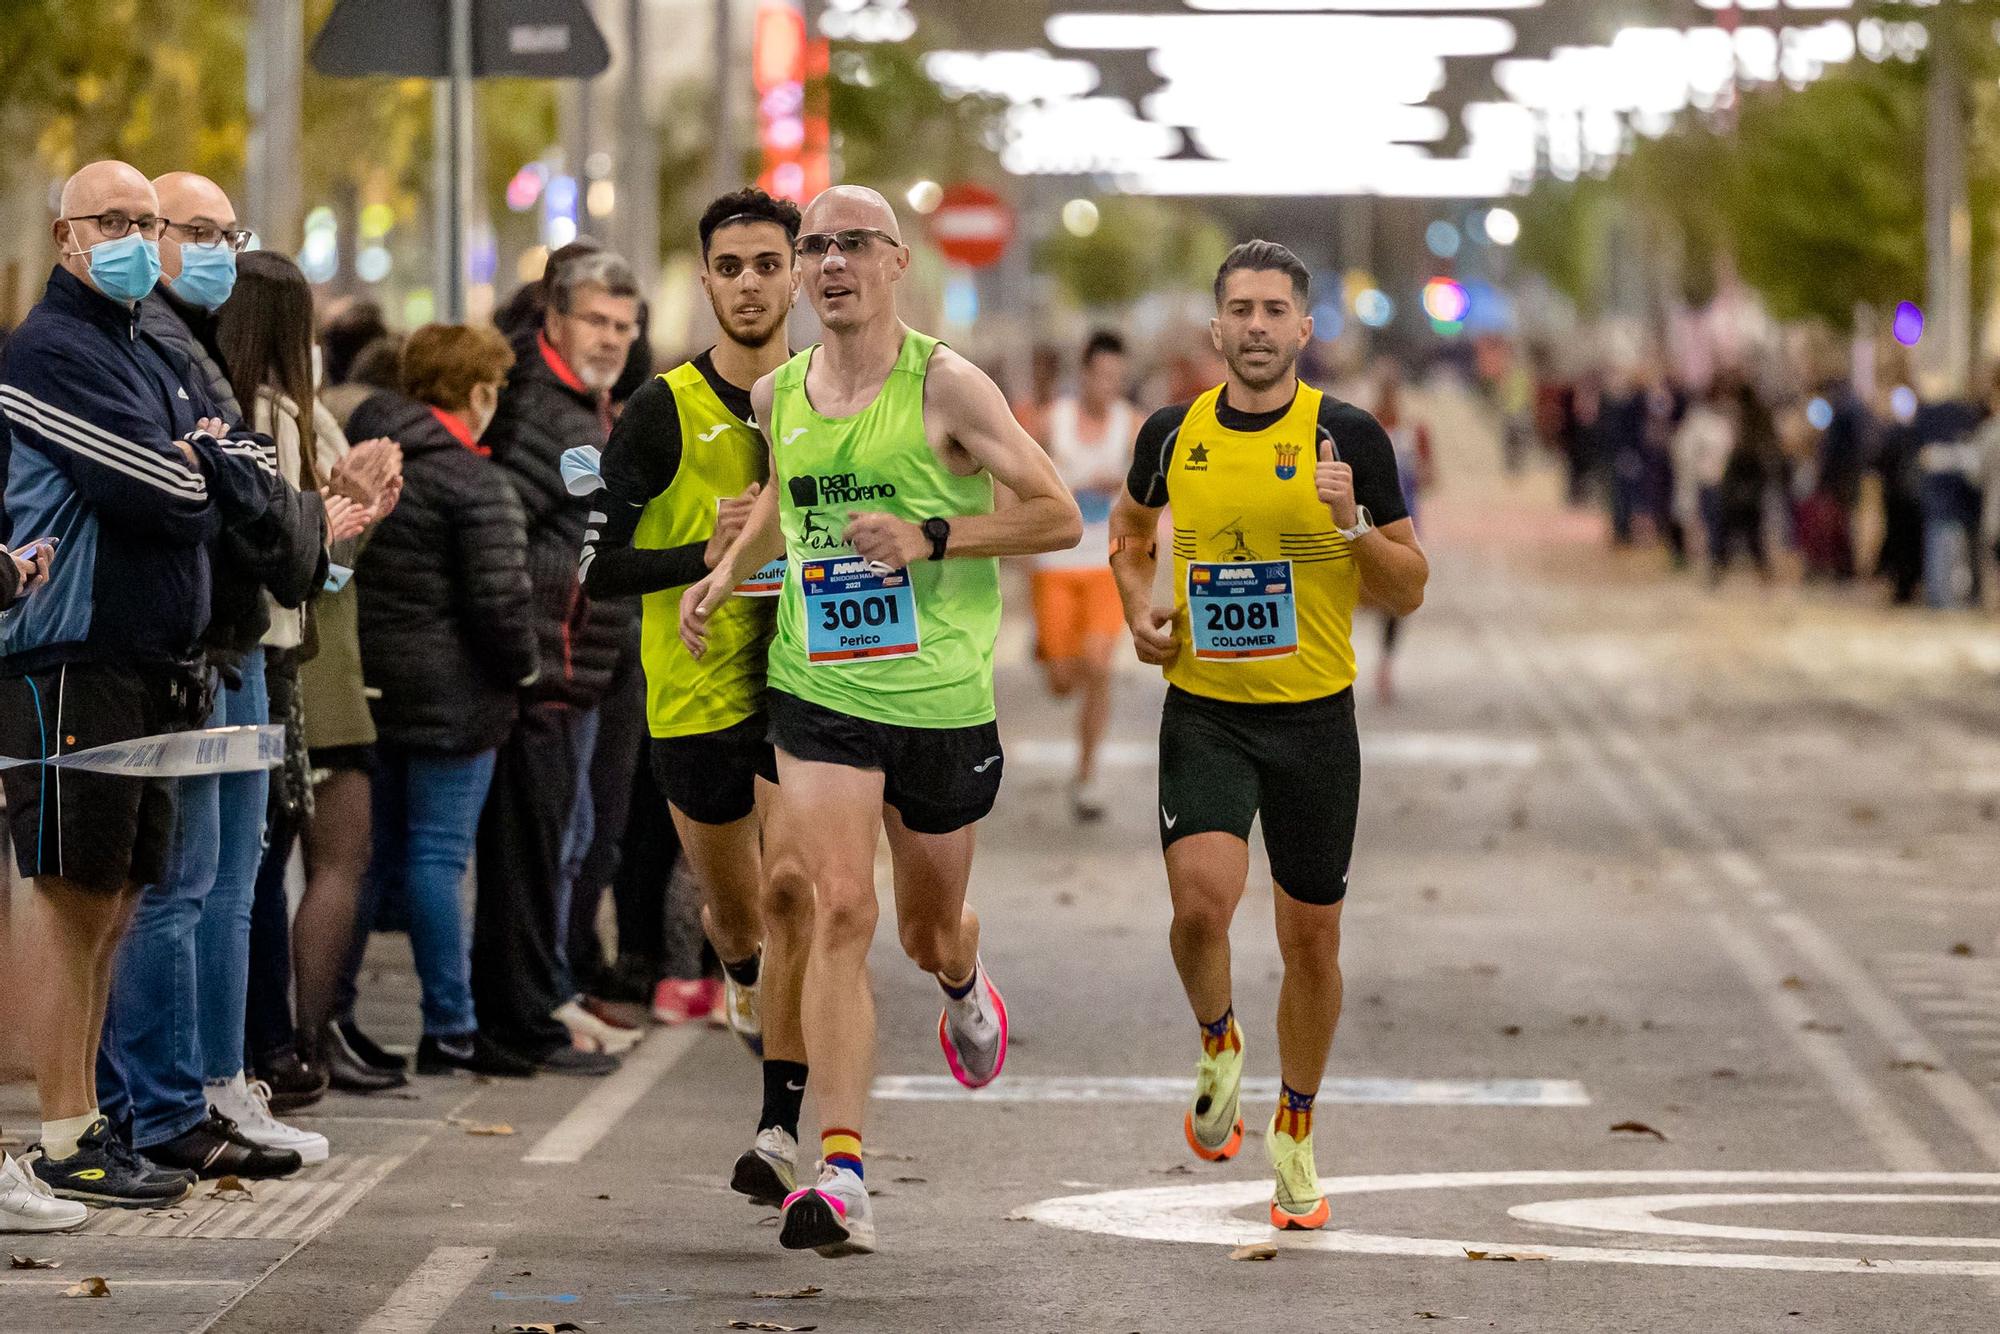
[
  {"x1": 1021, "y1": 1170, "x2": 2000, "y2": 1275},
  {"x1": 1004, "y1": 732, "x2": 1539, "y2": 773},
  {"x1": 351, "y1": 1246, "x2": 492, "y2": 1334},
  {"x1": 1486, "y1": 631, "x2": 1938, "y2": 1169},
  {"x1": 872, "y1": 1074, "x2": 1589, "y2": 1106},
  {"x1": 1509, "y1": 1191, "x2": 2000, "y2": 1247},
  {"x1": 523, "y1": 1027, "x2": 704, "y2": 1163}
]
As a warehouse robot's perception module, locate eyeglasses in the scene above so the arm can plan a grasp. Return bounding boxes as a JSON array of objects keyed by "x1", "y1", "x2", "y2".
[
  {"x1": 568, "y1": 309, "x2": 639, "y2": 339},
  {"x1": 65, "y1": 212, "x2": 166, "y2": 241},
  {"x1": 795, "y1": 228, "x2": 901, "y2": 259},
  {"x1": 165, "y1": 221, "x2": 253, "y2": 253}
]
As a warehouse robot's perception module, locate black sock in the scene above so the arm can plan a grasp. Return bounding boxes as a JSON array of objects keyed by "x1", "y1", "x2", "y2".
[
  {"x1": 760, "y1": 1060, "x2": 808, "y2": 1138},
  {"x1": 722, "y1": 952, "x2": 762, "y2": 988}
]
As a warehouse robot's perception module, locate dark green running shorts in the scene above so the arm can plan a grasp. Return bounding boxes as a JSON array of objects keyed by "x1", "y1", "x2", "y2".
[{"x1": 1156, "y1": 685, "x2": 1359, "y2": 905}]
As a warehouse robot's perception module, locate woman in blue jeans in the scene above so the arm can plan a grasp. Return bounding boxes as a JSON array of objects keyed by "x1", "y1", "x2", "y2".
[{"x1": 349, "y1": 324, "x2": 541, "y2": 1076}]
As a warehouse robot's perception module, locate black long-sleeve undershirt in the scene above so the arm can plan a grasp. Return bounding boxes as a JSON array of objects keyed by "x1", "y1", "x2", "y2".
[{"x1": 581, "y1": 350, "x2": 757, "y2": 598}]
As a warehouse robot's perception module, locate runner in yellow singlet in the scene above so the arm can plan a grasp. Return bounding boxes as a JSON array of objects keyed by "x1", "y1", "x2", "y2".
[
  {"x1": 1109, "y1": 241, "x2": 1430, "y2": 1232},
  {"x1": 579, "y1": 189, "x2": 813, "y2": 1207},
  {"x1": 681, "y1": 186, "x2": 1082, "y2": 1259}
]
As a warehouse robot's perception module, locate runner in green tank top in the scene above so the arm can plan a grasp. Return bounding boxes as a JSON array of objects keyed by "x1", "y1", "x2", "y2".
[
  {"x1": 682, "y1": 185, "x2": 1082, "y2": 1260},
  {"x1": 579, "y1": 190, "x2": 816, "y2": 1209}
]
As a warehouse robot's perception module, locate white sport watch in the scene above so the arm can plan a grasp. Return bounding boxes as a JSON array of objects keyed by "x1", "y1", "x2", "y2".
[{"x1": 1337, "y1": 505, "x2": 1374, "y2": 543}]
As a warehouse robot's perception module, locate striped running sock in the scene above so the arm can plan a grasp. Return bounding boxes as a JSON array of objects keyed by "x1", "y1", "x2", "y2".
[
  {"x1": 822, "y1": 1128, "x2": 863, "y2": 1181},
  {"x1": 1198, "y1": 1008, "x2": 1241, "y2": 1059},
  {"x1": 1275, "y1": 1082, "x2": 1315, "y2": 1140}
]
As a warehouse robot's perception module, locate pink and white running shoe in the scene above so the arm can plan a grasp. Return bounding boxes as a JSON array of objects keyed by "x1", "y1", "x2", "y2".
[
  {"x1": 937, "y1": 958, "x2": 1008, "y2": 1089},
  {"x1": 779, "y1": 1162, "x2": 875, "y2": 1257}
]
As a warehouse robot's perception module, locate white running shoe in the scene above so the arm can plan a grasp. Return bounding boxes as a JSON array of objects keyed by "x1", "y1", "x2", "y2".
[
  {"x1": 730, "y1": 1126, "x2": 797, "y2": 1206},
  {"x1": 553, "y1": 998, "x2": 643, "y2": 1055},
  {"x1": 780, "y1": 1161, "x2": 875, "y2": 1258},
  {"x1": 938, "y1": 958, "x2": 1008, "y2": 1089},
  {"x1": 723, "y1": 971, "x2": 764, "y2": 1057},
  {"x1": 206, "y1": 1071, "x2": 329, "y2": 1165},
  {"x1": 0, "y1": 1151, "x2": 87, "y2": 1233}
]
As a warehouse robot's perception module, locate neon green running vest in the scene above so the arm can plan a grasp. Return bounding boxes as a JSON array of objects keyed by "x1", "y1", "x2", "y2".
[
  {"x1": 767, "y1": 330, "x2": 999, "y2": 728},
  {"x1": 632, "y1": 360, "x2": 774, "y2": 738}
]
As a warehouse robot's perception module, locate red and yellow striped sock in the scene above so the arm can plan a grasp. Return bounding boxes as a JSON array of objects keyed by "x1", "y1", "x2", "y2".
[
  {"x1": 1199, "y1": 1008, "x2": 1242, "y2": 1059},
  {"x1": 1275, "y1": 1082, "x2": 1315, "y2": 1140},
  {"x1": 822, "y1": 1128, "x2": 863, "y2": 1180}
]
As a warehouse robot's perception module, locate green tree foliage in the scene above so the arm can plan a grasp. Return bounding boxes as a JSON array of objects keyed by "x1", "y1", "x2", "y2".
[{"x1": 1034, "y1": 197, "x2": 1234, "y2": 309}]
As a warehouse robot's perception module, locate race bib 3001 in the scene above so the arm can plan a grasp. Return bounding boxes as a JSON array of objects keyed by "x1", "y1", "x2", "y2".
[{"x1": 801, "y1": 556, "x2": 921, "y2": 664}]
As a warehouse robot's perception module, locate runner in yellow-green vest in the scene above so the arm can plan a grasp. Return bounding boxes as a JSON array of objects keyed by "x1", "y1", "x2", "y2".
[
  {"x1": 579, "y1": 189, "x2": 814, "y2": 1210},
  {"x1": 681, "y1": 185, "x2": 1083, "y2": 1261}
]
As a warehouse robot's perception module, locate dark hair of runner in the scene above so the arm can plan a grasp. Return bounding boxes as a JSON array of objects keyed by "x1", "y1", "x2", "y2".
[
  {"x1": 1082, "y1": 330, "x2": 1126, "y2": 364},
  {"x1": 1213, "y1": 239, "x2": 1309, "y2": 308},
  {"x1": 699, "y1": 188, "x2": 804, "y2": 257}
]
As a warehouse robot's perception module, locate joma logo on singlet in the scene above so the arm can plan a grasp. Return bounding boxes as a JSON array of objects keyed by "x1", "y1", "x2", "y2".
[{"x1": 788, "y1": 472, "x2": 898, "y2": 508}]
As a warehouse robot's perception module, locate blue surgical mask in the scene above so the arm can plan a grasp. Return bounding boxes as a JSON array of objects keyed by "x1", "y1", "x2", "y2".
[
  {"x1": 560, "y1": 445, "x2": 603, "y2": 497},
  {"x1": 77, "y1": 231, "x2": 162, "y2": 304},
  {"x1": 169, "y1": 243, "x2": 236, "y2": 312}
]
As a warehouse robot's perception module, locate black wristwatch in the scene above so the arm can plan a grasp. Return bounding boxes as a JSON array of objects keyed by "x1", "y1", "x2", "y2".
[{"x1": 921, "y1": 517, "x2": 951, "y2": 561}]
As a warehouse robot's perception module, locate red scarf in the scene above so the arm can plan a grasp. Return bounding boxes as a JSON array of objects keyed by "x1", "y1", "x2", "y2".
[{"x1": 430, "y1": 407, "x2": 488, "y2": 457}]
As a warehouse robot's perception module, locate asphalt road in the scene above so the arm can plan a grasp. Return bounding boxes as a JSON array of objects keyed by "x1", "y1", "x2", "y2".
[{"x1": 7, "y1": 388, "x2": 2000, "y2": 1333}]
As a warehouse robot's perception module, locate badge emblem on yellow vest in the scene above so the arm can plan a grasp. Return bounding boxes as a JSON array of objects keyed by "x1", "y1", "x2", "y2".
[{"x1": 1273, "y1": 442, "x2": 1299, "y2": 480}]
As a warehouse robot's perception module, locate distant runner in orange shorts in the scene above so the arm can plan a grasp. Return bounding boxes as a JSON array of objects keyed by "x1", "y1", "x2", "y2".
[{"x1": 1029, "y1": 331, "x2": 1138, "y2": 822}]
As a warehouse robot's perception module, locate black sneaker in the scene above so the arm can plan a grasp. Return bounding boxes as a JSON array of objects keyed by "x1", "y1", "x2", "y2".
[
  {"x1": 534, "y1": 1043, "x2": 621, "y2": 1077},
  {"x1": 104, "y1": 1129, "x2": 197, "y2": 1191},
  {"x1": 29, "y1": 1118, "x2": 194, "y2": 1209},
  {"x1": 417, "y1": 1031, "x2": 538, "y2": 1078},
  {"x1": 147, "y1": 1108, "x2": 302, "y2": 1180},
  {"x1": 323, "y1": 1022, "x2": 409, "y2": 1093},
  {"x1": 257, "y1": 1048, "x2": 331, "y2": 1114},
  {"x1": 338, "y1": 1018, "x2": 407, "y2": 1073}
]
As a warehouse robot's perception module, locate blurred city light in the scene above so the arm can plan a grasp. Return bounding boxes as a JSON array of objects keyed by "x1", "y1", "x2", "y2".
[
  {"x1": 1425, "y1": 220, "x2": 1462, "y2": 259},
  {"x1": 587, "y1": 180, "x2": 616, "y2": 219},
  {"x1": 1355, "y1": 288, "x2": 1395, "y2": 328},
  {"x1": 819, "y1": 0, "x2": 916, "y2": 44},
  {"x1": 518, "y1": 245, "x2": 550, "y2": 284},
  {"x1": 943, "y1": 274, "x2": 980, "y2": 326},
  {"x1": 1061, "y1": 198, "x2": 1101, "y2": 237},
  {"x1": 403, "y1": 289, "x2": 436, "y2": 328},
  {"x1": 358, "y1": 203, "x2": 395, "y2": 240},
  {"x1": 356, "y1": 245, "x2": 392, "y2": 284},
  {"x1": 1482, "y1": 206, "x2": 1521, "y2": 246},
  {"x1": 1807, "y1": 397, "x2": 1835, "y2": 431},
  {"x1": 1889, "y1": 385, "x2": 1919, "y2": 423},
  {"x1": 1421, "y1": 277, "x2": 1470, "y2": 324},
  {"x1": 907, "y1": 179, "x2": 944, "y2": 214},
  {"x1": 1311, "y1": 299, "x2": 1347, "y2": 339},
  {"x1": 1892, "y1": 301, "x2": 1925, "y2": 347},
  {"x1": 299, "y1": 207, "x2": 338, "y2": 284},
  {"x1": 506, "y1": 164, "x2": 548, "y2": 213}
]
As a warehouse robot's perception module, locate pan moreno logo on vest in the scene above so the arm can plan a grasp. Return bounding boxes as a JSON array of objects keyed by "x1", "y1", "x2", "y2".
[{"x1": 789, "y1": 472, "x2": 899, "y2": 508}]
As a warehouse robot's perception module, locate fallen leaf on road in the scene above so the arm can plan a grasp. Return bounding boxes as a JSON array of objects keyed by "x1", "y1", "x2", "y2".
[
  {"x1": 208, "y1": 1176, "x2": 253, "y2": 1202},
  {"x1": 1610, "y1": 1121, "x2": 1668, "y2": 1141},
  {"x1": 1857, "y1": 1258, "x2": 1876, "y2": 1268},
  {"x1": 510, "y1": 1270, "x2": 533, "y2": 1278},
  {"x1": 1847, "y1": 804, "x2": 1879, "y2": 824},
  {"x1": 1153, "y1": 1163, "x2": 1195, "y2": 1176},
  {"x1": 143, "y1": 1208, "x2": 189, "y2": 1220},
  {"x1": 9, "y1": 1255, "x2": 60, "y2": 1270},
  {"x1": 1780, "y1": 975, "x2": 1806, "y2": 990},
  {"x1": 63, "y1": 1276, "x2": 110, "y2": 1298},
  {"x1": 1229, "y1": 1244, "x2": 1278, "y2": 1261},
  {"x1": 1890, "y1": 1059, "x2": 1939, "y2": 1073},
  {"x1": 752, "y1": 1287, "x2": 823, "y2": 1300},
  {"x1": 1800, "y1": 1020, "x2": 1846, "y2": 1034},
  {"x1": 450, "y1": 1119, "x2": 515, "y2": 1136},
  {"x1": 892, "y1": 1176, "x2": 927, "y2": 1185},
  {"x1": 1508, "y1": 806, "x2": 1529, "y2": 830},
  {"x1": 1463, "y1": 1249, "x2": 1551, "y2": 1262},
  {"x1": 1711, "y1": 1069, "x2": 1738, "y2": 1079},
  {"x1": 1499, "y1": 1025, "x2": 1522, "y2": 1037},
  {"x1": 1414, "y1": 1314, "x2": 1468, "y2": 1321},
  {"x1": 1471, "y1": 963, "x2": 1500, "y2": 977},
  {"x1": 1980, "y1": 799, "x2": 1998, "y2": 821},
  {"x1": 726, "y1": 1322, "x2": 816, "y2": 1332},
  {"x1": 1951, "y1": 942, "x2": 1975, "y2": 957},
  {"x1": 757, "y1": 1214, "x2": 781, "y2": 1227},
  {"x1": 499, "y1": 1325, "x2": 582, "y2": 1334}
]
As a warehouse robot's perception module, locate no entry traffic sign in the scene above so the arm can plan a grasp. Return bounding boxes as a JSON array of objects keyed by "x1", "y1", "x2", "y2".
[{"x1": 928, "y1": 183, "x2": 1015, "y2": 270}]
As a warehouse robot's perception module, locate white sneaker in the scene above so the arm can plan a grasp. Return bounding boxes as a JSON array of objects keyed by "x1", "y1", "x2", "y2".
[
  {"x1": 206, "y1": 1072, "x2": 329, "y2": 1165},
  {"x1": 730, "y1": 1126, "x2": 797, "y2": 1206},
  {"x1": 938, "y1": 958, "x2": 1009, "y2": 1089},
  {"x1": 779, "y1": 1161, "x2": 875, "y2": 1258},
  {"x1": 552, "y1": 999, "x2": 642, "y2": 1055},
  {"x1": 0, "y1": 1152, "x2": 87, "y2": 1232},
  {"x1": 723, "y1": 970, "x2": 764, "y2": 1057}
]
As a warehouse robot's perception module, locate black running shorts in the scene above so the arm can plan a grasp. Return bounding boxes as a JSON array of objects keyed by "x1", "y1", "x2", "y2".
[
  {"x1": 767, "y1": 689, "x2": 1002, "y2": 836},
  {"x1": 0, "y1": 662, "x2": 185, "y2": 893},
  {"x1": 650, "y1": 714, "x2": 779, "y2": 827},
  {"x1": 1157, "y1": 685, "x2": 1360, "y2": 906}
]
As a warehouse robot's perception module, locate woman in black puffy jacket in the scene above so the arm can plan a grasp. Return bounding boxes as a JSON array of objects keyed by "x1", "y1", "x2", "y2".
[{"x1": 344, "y1": 325, "x2": 540, "y2": 1078}]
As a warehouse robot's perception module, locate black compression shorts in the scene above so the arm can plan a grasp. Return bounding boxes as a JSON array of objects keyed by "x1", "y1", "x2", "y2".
[
  {"x1": 651, "y1": 714, "x2": 778, "y2": 827},
  {"x1": 1157, "y1": 685, "x2": 1359, "y2": 906}
]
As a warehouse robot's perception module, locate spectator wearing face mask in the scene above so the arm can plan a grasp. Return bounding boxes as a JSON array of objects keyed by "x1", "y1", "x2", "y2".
[{"x1": 0, "y1": 161, "x2": 271, "y2": 1212}]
